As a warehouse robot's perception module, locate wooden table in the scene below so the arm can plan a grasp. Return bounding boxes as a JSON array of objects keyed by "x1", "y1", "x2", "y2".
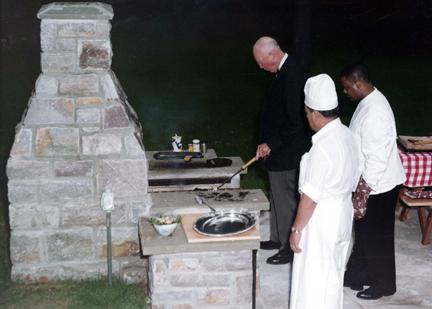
[{"x1": 397, "y1": 142, "x2": 432, "y2": 245}]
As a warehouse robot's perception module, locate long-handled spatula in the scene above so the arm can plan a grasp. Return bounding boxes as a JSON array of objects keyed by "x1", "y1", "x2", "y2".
[{"x1": 216, "y1": 156, "x2": 257, "y2": 190}]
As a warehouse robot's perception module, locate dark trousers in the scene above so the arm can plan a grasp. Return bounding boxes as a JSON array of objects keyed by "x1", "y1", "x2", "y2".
[
  {"x1": 268, "y1": 169, "x2": 299, "y2": 250},
  {"x1": 345, "y1": 185, "x2": 401, "y2": 293}
]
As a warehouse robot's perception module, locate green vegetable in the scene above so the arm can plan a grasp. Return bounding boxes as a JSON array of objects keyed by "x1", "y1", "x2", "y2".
[{"x1": 149, "y1": 215, "x2": 182, "y2": 225}]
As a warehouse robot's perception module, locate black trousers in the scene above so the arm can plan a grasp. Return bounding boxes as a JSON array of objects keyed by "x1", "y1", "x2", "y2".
[{"x1": 345, "y1": 185, "x2": 401, "y2": 293}]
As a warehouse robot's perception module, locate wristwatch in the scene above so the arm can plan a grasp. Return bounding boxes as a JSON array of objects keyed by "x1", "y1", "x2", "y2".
[{"x1": 291, "y1": 226, "x2": 301, "y2": 234}]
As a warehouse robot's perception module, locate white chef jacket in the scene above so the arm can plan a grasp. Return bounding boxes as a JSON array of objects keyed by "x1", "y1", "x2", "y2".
[
  {"x1": 290, "y1": 118, "x2": 361, "y2": 309},
  {"x1": 349, "y1": 88, "x2": 406, "y2": 194},
  {"x1": 299, "y1": 118, "x2": 361, "y2": 202}
]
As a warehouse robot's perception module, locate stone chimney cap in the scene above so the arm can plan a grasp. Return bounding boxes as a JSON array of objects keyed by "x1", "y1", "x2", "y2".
[{"x1": 37, "y1": 2, "x2": 113, "y2": 20}]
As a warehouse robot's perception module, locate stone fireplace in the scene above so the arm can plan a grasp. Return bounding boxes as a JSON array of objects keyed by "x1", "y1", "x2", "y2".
[{"x1": 6, "y1": 2, "x2": 151, "y2": 282}]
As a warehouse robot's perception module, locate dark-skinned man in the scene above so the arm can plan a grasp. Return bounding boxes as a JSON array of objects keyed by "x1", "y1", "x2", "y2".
[{"x1": 341, "y1": 63, "x2": 405, "y2": 300}]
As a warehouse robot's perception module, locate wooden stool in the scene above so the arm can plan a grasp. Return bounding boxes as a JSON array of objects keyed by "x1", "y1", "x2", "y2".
[{"x1": 400, "y1": 195, "x2": 432, "y2": 245}]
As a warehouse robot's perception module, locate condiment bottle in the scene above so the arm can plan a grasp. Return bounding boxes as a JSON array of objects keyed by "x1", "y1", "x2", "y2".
[{"x1": 192, "y1": 139, "x2": 200, "y2": 152}]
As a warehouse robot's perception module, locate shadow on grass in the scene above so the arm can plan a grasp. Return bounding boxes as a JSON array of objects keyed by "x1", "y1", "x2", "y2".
[{"x1": 0, "y1": 279, "x2": 148, "y2": 309}]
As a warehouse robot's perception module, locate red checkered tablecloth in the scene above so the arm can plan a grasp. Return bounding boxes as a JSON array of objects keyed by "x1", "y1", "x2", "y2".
[{"x1": 398, "y1": 147, "x2": 432, "y2": 188}]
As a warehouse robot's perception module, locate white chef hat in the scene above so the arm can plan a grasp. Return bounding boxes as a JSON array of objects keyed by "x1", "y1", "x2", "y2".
[{"x1": 304, "y1": 74, "x2": 338, "y2": 111}]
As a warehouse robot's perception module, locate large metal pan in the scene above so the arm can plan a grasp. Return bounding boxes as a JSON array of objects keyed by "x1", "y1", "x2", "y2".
[{"x1": 193, "y1": 210, "x2": 257, "y2": 237}]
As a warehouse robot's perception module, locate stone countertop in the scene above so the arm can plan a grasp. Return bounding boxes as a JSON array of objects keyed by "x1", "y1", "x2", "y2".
[
  {"x1": 149, "y1": 189, "x2": 269, "y2": 215},
  {"x1": 139, "y1": 217, "x2": 260, "y2": 256},
  {"x1": 139, "y1": 189, "x2": 268, "y2": 255}
]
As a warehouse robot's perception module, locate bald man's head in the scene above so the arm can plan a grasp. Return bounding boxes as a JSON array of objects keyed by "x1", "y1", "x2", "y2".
[{"x1": 253, "y1": 36, "x2": 284, "y2": 73}]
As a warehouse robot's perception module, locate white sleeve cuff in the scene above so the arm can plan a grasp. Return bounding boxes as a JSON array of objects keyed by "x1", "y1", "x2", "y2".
[{"x1": 300, "y1": 182, "x2": 322, "y2": 203}]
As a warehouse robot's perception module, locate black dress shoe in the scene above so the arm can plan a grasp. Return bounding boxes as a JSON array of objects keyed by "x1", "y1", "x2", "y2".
[
  {"x1": 356, "y1": 287, "x2": 395, "y2": 300},
  {"x1": 260, "y1": 240, "x2": 281, "y2": 250},
  {"x1": 266, "y1": 250, "x2": 293, "y2": 265}
]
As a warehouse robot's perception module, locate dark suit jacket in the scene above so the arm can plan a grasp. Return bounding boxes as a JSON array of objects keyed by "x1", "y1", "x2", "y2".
[{"x1": 259, "y1": 55, "x2": 311, "y2": 171}]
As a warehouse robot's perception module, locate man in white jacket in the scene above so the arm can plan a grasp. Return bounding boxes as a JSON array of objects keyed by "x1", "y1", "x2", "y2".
[
  {"x1": 289, "y1": 74, "x2": 361, "y2": 309},
  {"x1": 340, "y1": 63, "x2": 406, "y2": 300}
]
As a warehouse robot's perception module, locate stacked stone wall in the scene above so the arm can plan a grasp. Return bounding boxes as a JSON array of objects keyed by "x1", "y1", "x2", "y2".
[
  {"x1": 149, "y1": 251, "x2": 254, "y2": 309},
  {"x1": 6, "y1": 3, "x2": 151, "y2": 283}
]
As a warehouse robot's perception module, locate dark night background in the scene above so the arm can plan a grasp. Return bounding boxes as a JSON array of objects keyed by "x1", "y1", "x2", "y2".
[{"x1": 1, "y1": 0, "x2": 431, "y2": 284}]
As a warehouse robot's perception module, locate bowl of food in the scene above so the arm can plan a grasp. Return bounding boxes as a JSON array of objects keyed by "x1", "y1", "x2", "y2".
[{"x1": 149, "y1": 215, "x2": 182, "y2": 237}]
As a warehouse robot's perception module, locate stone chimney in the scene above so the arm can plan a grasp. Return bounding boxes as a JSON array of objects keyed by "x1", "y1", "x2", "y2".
[{"x1": 7, "y1": 2, "x2": 151, "y2": 282}]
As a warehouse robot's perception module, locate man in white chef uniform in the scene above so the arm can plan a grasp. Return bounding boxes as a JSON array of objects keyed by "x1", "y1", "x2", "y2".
[{"x1": 289, "y1": 74, "x2": 361, "y2": 309}]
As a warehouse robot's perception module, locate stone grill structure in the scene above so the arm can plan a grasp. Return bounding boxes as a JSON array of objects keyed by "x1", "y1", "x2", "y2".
[{"x1": 6, "y1": 3, "x2": 151, "y2": 282}]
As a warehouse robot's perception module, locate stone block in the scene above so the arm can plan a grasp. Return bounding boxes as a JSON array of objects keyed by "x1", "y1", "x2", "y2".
[
  {"x1": 61, "y1": 200, "x2": 129, "y2": 227},
  {"x1": 39, "y1": 179, "x2": 93, "y2": 201},
  {"x1": 76, "y1": 108, "x2": 100, "y2": 124},
  {"x1": 124, "y1": 134, "x2": 145, "y2": 156},
  {"x1": 200, "y1": 251, "x2": 250, "y2": 272},
  {"x1": 10, "y1": 127, "x2": 32, "y2": 158},
  {"x1": 11, "y1": 260, "x2": 115, "y2": 282},
  {"x1": 8, "y1": 181, "x2": 38, "y2": 203},
  {"x1": 96, "y1": 159, "x2": 148, "y2": 198},
  {"x1": 100, "y1": 72, "x2": 123, "y2": 100},
  {"x1": 236, "y1": 274, "x2": 252, "y2": 304},
  {"x1": 223, "y1": 251, "x2": 251, "y2": 271},
  {"x1": 61, "y1": 202, "x2": 105, "y2": 227},
  {"x1": 129, "y1": 198, "x2": 152, "y2": 222},
  {"x1": 56, "y1": 38, "x2": 76, "y2": 51},
  {"x1": 119, "y1": 258, "x2": 147, "y2": 284},
  {"x1": 201, "y1": 274, "x2": 232, "y2": 287},
  {"x1": 36, "y1": 127, "x2": 79, "y2": 157},
  {"x1": 173, "y1": 305, "x2": 193, "y2": 309},
  {"x1": 82, "y1": 133, "x2": 123, "y2": 155},
  {"x1": 9, "y1": 204, "x2": 60, "y2": 228},
  {"x1": 40, "y1": 20, "x2": 57, "y2": 51},
  {"x1": 35, "y1": 74, "x2": 58, "y2": 95},
  {"x1": 197, "y1": 288, "x2": 231, "y2": 306},
  {"x1": 149, "y1": 256, "x2": 168, "y2": 286},
  {"x1": 25, "y1": 98, "x2": 74, "y2": 125},
  {"x1": 46, "y1": 229, "x2": 93, "y2": 262},
  {"x1": 121, "y1": 264, "x2": 147, "y2": 284},
  {"x1": 76, "y1": 96, "x2": 103, "y2": 105},
  {"x1": 54, "y1": 160, "x2": 93, "y2": 177},
  {"x1": 151, "y1": 290, "x2": 194, "y2": 304},
  {"x1": 57, "y1": 21, "x2": 110, "y2": 38},
  {"x1": 41, "y1": 53, "x2": 75, "y2": 73},
  {"x1": 200, "y1": 256, "x2": 225, "y2": 272},
  {"x1": 97, "y1": 226, "x2": 139, "y2": 258},
  {"x1": 82, "y1": 127, "x2": 100, "y2": 133},
  {"x1": 169, "y1": 274, "x2": 200, "y2": 287},
  {"x1": 101, "y1": 241, "x2": 140, "y2": 258},
  {"x1": 107, "y1": 200, "x2": 131, "y2": 224},
  {"x1": 168, "y1": 257, "x2": 199, "y2": 271},
  {"x1": 78, "y1": 40, "x2": 111, "y2": 69},
  {"x1": 59, "y1": 73, "x2": 98, "y2": 95},
  {"x1": 10, "y1": 232, "x2": 41, "y2": 264},
  {"x1": 7, "y1": 159, "x2": 50, "y2": 179},
  {"x1": 60, "y1": 259, "x2": 119, "y2": 280},
  {"x1": 103, "y1": 106, "x2": 129, "y2": 129}
]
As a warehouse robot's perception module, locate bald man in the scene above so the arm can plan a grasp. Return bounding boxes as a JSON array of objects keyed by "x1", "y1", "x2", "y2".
[{"x1": 253, "y1": 36, "x2": 310, "y2": 264}]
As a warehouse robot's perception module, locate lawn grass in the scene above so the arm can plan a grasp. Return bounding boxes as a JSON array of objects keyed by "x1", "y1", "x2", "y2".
[
  {"x1": 0, "y1": 0, "x2": 431, "y2": 306},
  {"x1": 0, "y1": 279, "x2": 148, "y2": 309}
]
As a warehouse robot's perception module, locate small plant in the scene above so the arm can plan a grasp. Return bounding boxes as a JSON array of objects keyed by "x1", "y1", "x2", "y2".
[{"x1": 149, "y1": 215, "x2": 182, "y2": 225}]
